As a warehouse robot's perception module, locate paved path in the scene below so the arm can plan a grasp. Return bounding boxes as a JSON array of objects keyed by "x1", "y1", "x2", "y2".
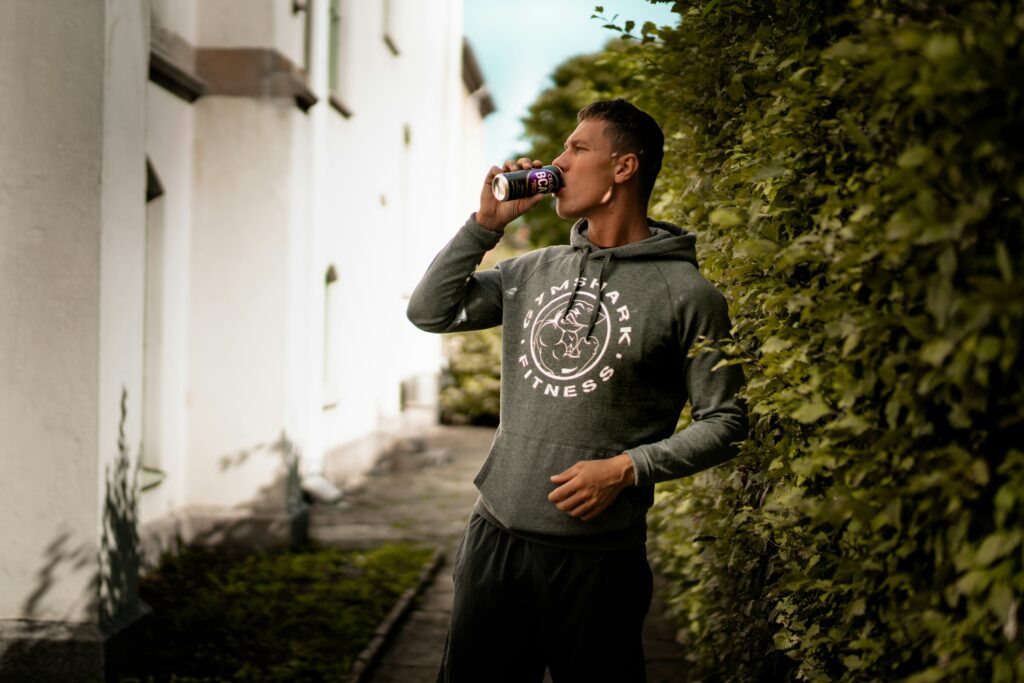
[{"x1": 310, "y1": 425, "x2": 690, "y2": 682}]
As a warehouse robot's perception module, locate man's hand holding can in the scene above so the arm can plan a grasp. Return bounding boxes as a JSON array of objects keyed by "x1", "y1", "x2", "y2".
[{"x1": 475, "y1": 157, "x2": 555, "y2": 232}]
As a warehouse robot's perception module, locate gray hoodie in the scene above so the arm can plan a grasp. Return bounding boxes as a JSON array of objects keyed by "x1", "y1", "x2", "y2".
[{"x1": 407, "y1": 215, "x2": 747, "y2": 548}]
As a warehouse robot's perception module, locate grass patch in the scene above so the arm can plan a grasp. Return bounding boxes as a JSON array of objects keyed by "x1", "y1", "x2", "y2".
[{"x1": 119, "y1": 542, "x2": 435, "y2": 683}]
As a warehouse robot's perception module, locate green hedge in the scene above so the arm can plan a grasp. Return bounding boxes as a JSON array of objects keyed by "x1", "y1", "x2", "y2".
[{"x1": 523, "y1": 1, "x2": 1024, "y2": 679}]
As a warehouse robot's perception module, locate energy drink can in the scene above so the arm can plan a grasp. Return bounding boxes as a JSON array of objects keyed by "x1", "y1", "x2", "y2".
[{"x1": 491, "y1": 165, "x2": 563, "y2": 201}]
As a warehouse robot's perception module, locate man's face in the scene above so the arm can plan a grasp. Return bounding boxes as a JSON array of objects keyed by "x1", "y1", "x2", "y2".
[{"x1": 551, "y1": 118, "x2": 618, "y2": 220}]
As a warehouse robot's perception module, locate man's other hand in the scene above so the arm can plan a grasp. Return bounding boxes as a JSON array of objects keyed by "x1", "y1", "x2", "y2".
[{"x1": 548, "y1": 454, "x2": 636, "y2": 522}]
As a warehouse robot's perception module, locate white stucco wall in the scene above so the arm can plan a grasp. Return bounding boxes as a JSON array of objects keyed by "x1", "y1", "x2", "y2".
[
  {"x1": 186, "y1": 96, "x2": 303, "y2": 511},
  {"x1": 1, "y1": 2, "x2": 493, "y2": 631},
  {"x1": 197, "y1": 0, "x2": 306, "y2": 68},
  {"x1": 151, "y1": 0, "x2": 198, "y2": 44},
  {"x1": 0, "y1": 0, "x2": 147, "y2": 624},
  {"x1": 0, "y1": 0, "x2": 105, "y2": 623},
  {"x1": 140, "y1": 82, "x2": 196, "y2": 526},
  {"x1": 97, "y1": 0, "x2": 148, "y2": 624},
  {"x1": 307, "y1": 0, "x2": 489, "y2": 484}
]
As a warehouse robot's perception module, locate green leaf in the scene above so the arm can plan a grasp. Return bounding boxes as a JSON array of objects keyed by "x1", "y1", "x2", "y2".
[
  {"x1": 977, "y1": 336, "x2": 1001, "y2": 363},
  {"x1": 957, "y1": 569, "x2": 992, "y2": 596},
  {"x1": 709, "y1": 208, "x2": 743, "y2": 227},
  {"x1": 924, "y1": 34, "x2": 960, "y2": 61},
  {"x1": 791, "y1": 399, "x2": 832, "y2": 424},
  {"x1": 905, "y1": 668, "x2": 948, "y2": 683},
  {"x1": 842, "y1": 655, "x2": 864, "y2": 670},
  {"x1": 830, "y1": 413, "x2": 871, "y2": 436},
  {"x1": 701, "y1": 0, "x2": 722, "y2": 16},
  {"x1": 761, "y1": 336, "x2": 792, "y2": 355},
  {"x1": 995, "y1": 241, "x2": 1013, "y2": 282},
  {"x1": 920, "y1": 338, "x2": 955, "y2": 366},
  {"x1": 736, "y1": 238, "x2": 780, "y2": 257},
  {"x1": 897, "y1": 145, "x2": 932, "y2": 168},
  {"x1": 988, "y1": 583, "x2": 1015, "y2": 627},
  {"x1": 975, "y1": 533, "x2": 1020, "y2": 567}
]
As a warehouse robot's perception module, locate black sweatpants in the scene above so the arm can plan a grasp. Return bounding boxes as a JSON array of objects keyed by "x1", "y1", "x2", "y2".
[{"x1": 437, "y1": 513, "x2": 653, "y2": 683}]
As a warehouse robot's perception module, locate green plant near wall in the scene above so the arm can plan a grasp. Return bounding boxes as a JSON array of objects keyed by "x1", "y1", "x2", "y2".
[
  {"x1": 118, "y1": 543, "x2": 434, "y2": 682},
  {"x1": 521, "y1": 1, "x2": 1024, "y2": 680},
  {"x1": 440, "y1": 326, "x2": 502, "y2": 425}
]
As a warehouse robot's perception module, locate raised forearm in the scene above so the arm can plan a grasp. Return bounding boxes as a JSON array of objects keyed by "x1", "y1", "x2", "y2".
[{"x1": 406, "y1": 217, "x2": 504, "y2": 333}]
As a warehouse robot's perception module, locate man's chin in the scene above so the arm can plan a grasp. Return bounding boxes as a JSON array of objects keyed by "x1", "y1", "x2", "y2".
[{"x1": 554, "y1": 197, "x2": 575, "y2": 220}]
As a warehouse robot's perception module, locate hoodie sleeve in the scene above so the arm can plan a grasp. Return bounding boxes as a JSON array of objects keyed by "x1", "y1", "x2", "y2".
[
  {"x1": 406, "y1": 215, "x2": 505, "y2": 333},
  {"x1": 626, "y1": 282, "x2": 748, "y2": 485}
]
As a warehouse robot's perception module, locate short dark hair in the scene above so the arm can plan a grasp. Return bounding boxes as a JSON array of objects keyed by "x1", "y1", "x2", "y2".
[{"x1": 577, "y1": 99, "x2": 664, "y2": 204}]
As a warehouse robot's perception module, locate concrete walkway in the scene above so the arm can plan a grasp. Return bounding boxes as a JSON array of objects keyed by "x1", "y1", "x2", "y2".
[{"x1": 310, "y1": 425, "x2": 690, "y2": 682}]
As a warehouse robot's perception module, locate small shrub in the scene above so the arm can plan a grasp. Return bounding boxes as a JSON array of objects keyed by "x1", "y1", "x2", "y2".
[
  {"x1": 120, "y1": 542, "x2": 434, "y2": 683},
  {"x1": 439, "y1": 327, "x2": 502, "y2": 425}
]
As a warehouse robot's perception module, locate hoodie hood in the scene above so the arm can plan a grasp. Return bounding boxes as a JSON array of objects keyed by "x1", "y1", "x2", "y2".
[
  {"x1": 569, "y1": 218, "x2": 698, "y2": 265},
  {"x1": 563, "y1": 218, "x2": 698, "y2": 336}
]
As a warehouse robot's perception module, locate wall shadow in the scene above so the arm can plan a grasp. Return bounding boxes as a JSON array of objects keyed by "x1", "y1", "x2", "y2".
[
  {"x1": 187, "y1": 430, "x2": 308, "y2": 550},
  {"x1": 0, "y1": 387, "x2": 146, "y2": 682}
]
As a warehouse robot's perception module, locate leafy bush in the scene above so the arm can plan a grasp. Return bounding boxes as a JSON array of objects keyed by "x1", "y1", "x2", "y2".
[
  {"x1": 119, "y1": 542, "x2": 434, "y2": 683},
  {"x1": 439, "y1": 327, "x2": 502, "y2": 425},
  {"x1": 523, "y1": 1, "x2": 1024, "y2": 680}
]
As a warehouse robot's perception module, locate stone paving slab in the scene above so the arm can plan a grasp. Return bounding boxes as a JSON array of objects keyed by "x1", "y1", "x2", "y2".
[
  {"x1": 311, "y1": 425, "x2": 691, "y2": 682},
  {"x1": 310, "y1": 426, "x2": 490, "y2": 550}
]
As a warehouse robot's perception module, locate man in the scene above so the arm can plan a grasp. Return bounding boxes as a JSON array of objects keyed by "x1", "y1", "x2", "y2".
[{"x1": 407, "y1": 99, "x2": 747, "y2": 682}]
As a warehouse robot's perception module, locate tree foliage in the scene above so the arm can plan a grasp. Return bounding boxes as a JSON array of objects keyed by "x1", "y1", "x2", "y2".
[
  {"x1": 521, "y1": 1, "x2": 1024, "y2": 679},
  {"x1": 517, "y1": 40, "x2": 642, "y2": 247}
]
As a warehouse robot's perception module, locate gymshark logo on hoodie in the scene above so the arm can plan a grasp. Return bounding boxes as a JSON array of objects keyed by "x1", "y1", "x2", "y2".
[{"x1": 517, "y1": 276, "x2": 632, "y2": 398}]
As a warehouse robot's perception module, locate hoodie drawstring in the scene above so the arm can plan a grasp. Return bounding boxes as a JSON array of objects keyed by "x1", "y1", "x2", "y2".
[
  {"x1": 563, "y1": 247, "x2": 612, "y2": 339},
  {"x1": 563, "y1": 246, "x2": 590, "y2": 320},
  {"x1": 586, "y1": 253, "x2": 612, "y2": 338}
]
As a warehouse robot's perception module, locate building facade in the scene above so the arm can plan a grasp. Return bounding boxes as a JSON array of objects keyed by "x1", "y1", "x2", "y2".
[{"x1": 0, "y1": 0, "x2": 493, "y2": 678}]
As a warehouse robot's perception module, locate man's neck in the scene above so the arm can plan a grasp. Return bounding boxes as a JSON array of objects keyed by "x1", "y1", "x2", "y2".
[{"x1": 583, "y1": 204, "x2": 651, "y2": 248}]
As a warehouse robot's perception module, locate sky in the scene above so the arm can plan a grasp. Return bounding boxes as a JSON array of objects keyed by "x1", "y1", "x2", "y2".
[{"x1": 463, "y1": 0, "x2": 679, "y2": 164}]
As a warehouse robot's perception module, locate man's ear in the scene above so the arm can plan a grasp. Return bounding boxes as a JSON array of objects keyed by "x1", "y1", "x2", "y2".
[{"x1": 613, "y1": 152, "x2": 641, "y2": 185}]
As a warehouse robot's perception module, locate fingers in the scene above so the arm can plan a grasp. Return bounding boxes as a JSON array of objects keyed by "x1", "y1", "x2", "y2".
[
  {"x1": 554, "y1": 489, "x2": 596, "y2": 519},
  {"x1": 484, "y1": 165, "x2": 503, "y2": 184},
  {"x1": 484, "y1": 159, "x2": 542, "y2": 188},
  {"x1": 547, "y1": 479, "x2": 574, "y2": 503},
  {"x1": 549, "y1": 468, "x2": 576, "y2": 485},
  {"x1": 485, "y1": 158, "x2": 545, "y2": 191},
  {"x1": 560, "y1": 491, "x2": 607, "y2": 521},
  {"x1": 548, "y1": 459, "x2": 627, "y2": 521},
  {"x1": 526, "y1": 193, "x2": 545, "y2": 209},
  {"x1": 500, "y1": 158, "x2": 543, "y2": 172},
  {"x1": 548, "y1": 473, "x2": 594, "y2": 517}
]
